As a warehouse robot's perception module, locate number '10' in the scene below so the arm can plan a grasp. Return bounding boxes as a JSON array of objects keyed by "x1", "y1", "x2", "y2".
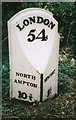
[{"x1": 27, "y1": 29, "x2": 48, "y2": 42}]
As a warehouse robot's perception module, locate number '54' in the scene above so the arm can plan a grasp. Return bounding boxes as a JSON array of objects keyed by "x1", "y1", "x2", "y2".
[{"x1": 27, "y1": 29, "x2": 48, "y2": 42}]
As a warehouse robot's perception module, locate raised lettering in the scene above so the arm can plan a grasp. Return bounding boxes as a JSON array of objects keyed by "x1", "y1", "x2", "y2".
[
  {"x1": 44, "y1": 69, "x2": 55, "y2": 82},
  {"x1": 29, "y1": 16, "x2": 35, "y2": 24},
  {"x1": 16, "y1": 24, "x2": 24, "y2": 31},
  {"x1": 14, "y1": 79, "x2": 38, "y2": 88},
  {"x1": 37, "y1": 16, "x2": 43, "y2": 24},
  {"x1": 18, "y1": 91, "x2": 33, "y2": 101},
  {"x1": 22, "y1": 92, "x2": 27, "y2": 99},
  {"x1": 23, "y1": 19, "x2": 29, "y2": 26},
  {"x1": 15, "y1": 72, "x2": 36, "y2": 80},
  {"x1": 28, "y1": 74, "x2": 31, "y2": 79},
  {"x1": 20, "y1": 73, "x2": 23, "y2": 77},
  {"x1": 18, "y1": 79, "x2": 22, "y2": 84},
  {"x1": 29, "y1": 94, "x2": 33, "y2": 101},
  {"x1": 14, "y1": 79, "x2": 17, "y2": 83},
  {"x1": 33, "y1": 83, "x2": 37, "y2": 88},
  {"x1": 16, "y1": 16, "x2": 55, "y2": 31},
  {"x1": 32, "y1": 75, "x2": 36, "y2": 80},
  {"x1": 47, "y1": 87, "x2": 52, "y2": 97},
  {"x1": 48, "y1": 21, "x2": 55, "y2": 29},
  {"x1": 44, "y1": 19, "x2": 49, "y2": 25},
  {"x1": 24, "y1": 74, "x2": 27, "y2": 78},
  {"x1": 16, "y1": 72, "x2": 20, "y2": 76}
]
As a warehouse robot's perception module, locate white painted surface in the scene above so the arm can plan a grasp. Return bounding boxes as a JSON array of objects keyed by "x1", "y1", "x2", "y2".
[{"x1": 8, "y1": 8, "x2": 59, "y2": 102}]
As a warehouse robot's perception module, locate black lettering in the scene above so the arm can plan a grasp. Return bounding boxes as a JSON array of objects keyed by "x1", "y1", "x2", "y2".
[
  {"x1": 35, "y1": 29, "x2": 48, "y2": 41},
  {"x1": 30, "y1": 83, "x2": 33, "y2": 87},
  {"x1": 31, "y1": 75, "x2": 36, "y2": 80},
  {"x1": 16, "y1": 16, "x2": 55, "y2": 31},
  {"x1": 37, "y1": 16, "x2": 43, "y2": 23},
  {"x1": 14, "y1": 79, "x2": 17, "y2": 83},
  {"x1": 16, "y1": 72, "x2": 20, "y2": 76},
  {"x1": 29, "y1": 94, "x2": 33, "y2": 101},
  {"x1": 27, "y1": 82, "x2": 29, "y2": 86},
  {"x1": 24, "y1": 74, "x2": 27, "y2": 78},
  {"x1": 23, "y1": 19, "x2": 29, "y2": 26},
  {"x1": 14, "y1": 79, "x2": 38, "y2": 88},
  {"x1": 47, "y1": 87, "x2": 52, "y2": 97},
  {"x1": 18, "y1": 91, "x2": 22, "y2": 98},
  {"x1": 52, "y1": 69, "x2": 55, "y2": 74},
  {"x1": 28, "y1": 74, "x2": 31, "y2": 79},
  {"x1": 48, "y1": 21, "x2": 55, "y2": 29},
  {"x1": 44, "y1": 69, "x2": 56, "y2": 82},
  {"x1": 29, "y1": 16, "x2": 35, "y2": 24},
  {"x1": 45, "y1": 76, "x2": 50, "y2": 82},
  {"x1": 20, "y1": 73, "x2": 23, "y2": 77},
  {"x1": 33, "y1": 84, "x2": 37, "y2": 88},
  {"x1": 14, "y1": 79, "x2": 22, "y2": 84},
  {"x1": 18, "y1": 80, "x2": 22, "y2": 84},
  {"x1": 22, "y1": 92, "x2": 27, "y2": 99},
  {"x1": 23, "y1": 81, "x2": 26, "y2": 84},
  {"x1": 15, "y1": 72, "x2": 36, "y2": 80},
  {"x1": 16, "y1": 24, "x2": 24, "y2": 31},
  {"x1": 50, "y1": 69, "x2": 55, "y2": 76},
  {"x1": 44, "y1": 19, "x2": 49, "y2": 25}
]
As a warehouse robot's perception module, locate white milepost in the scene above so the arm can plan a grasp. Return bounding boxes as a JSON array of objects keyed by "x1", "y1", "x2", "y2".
[{"x1": 8, "y1": 8, "x2": 60, "y2": 102}]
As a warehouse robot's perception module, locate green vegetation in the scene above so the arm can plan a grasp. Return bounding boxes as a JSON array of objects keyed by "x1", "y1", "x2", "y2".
[{"x1": 2, "y1": 2, "x2": 76, "y2": 120}]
